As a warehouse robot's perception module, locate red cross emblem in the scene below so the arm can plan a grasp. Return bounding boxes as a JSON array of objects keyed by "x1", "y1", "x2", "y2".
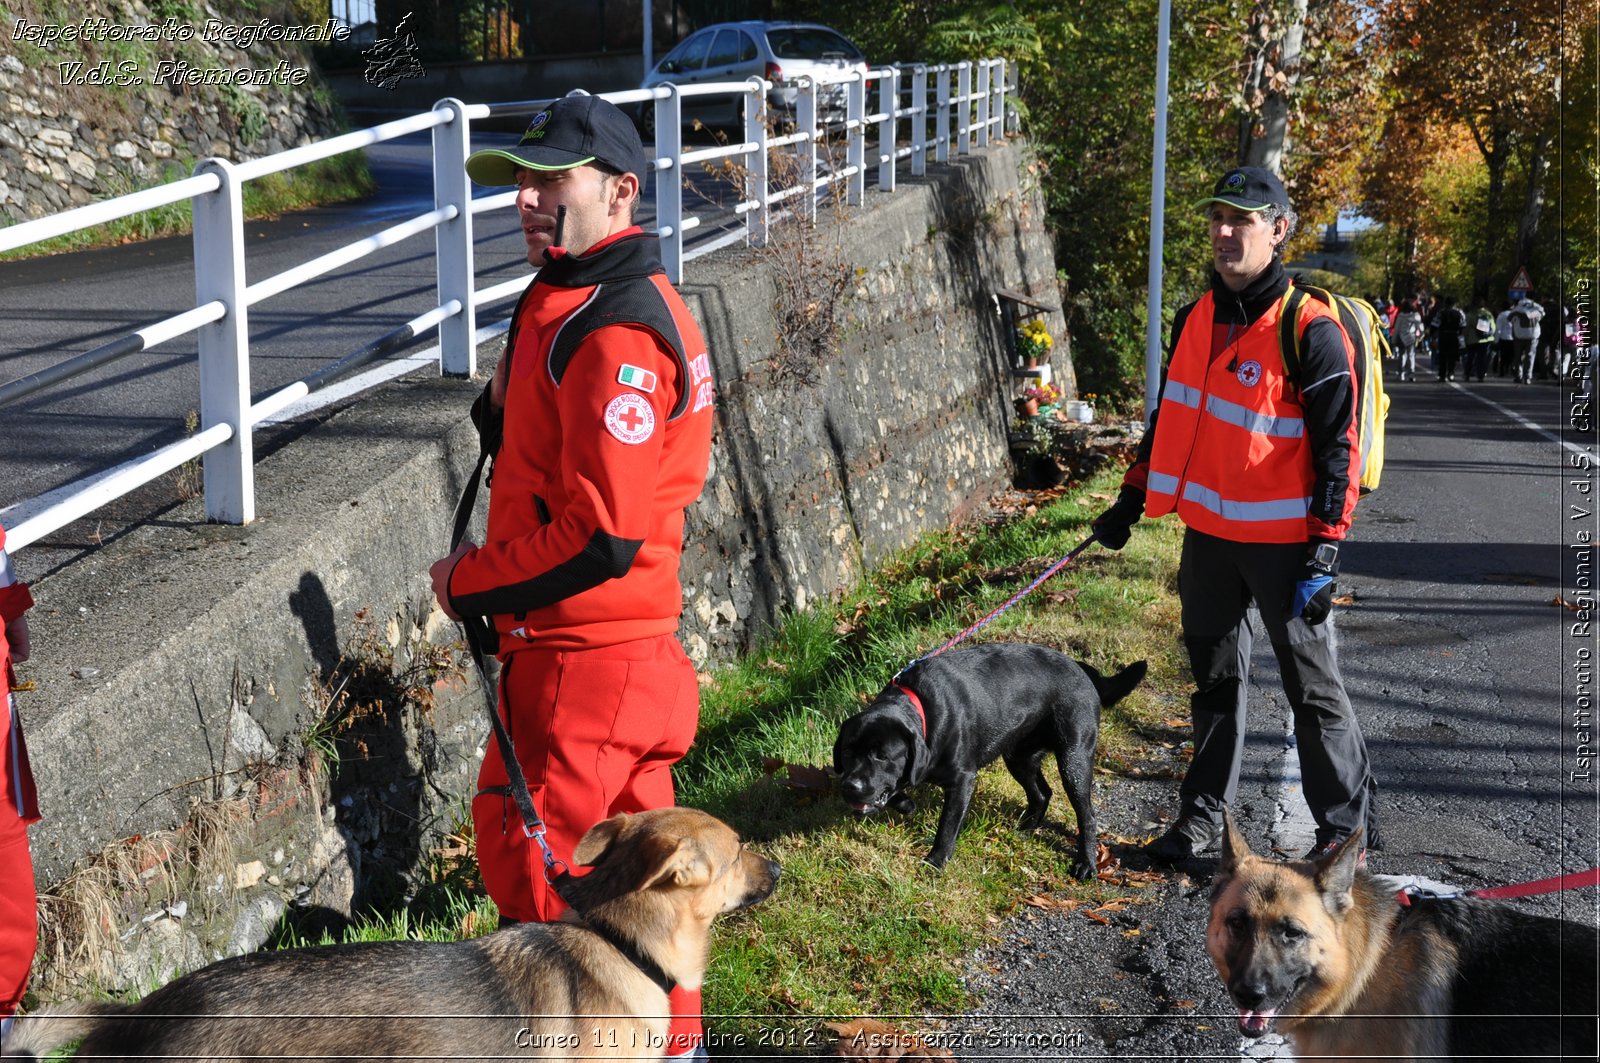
[{"x1": 604, "y1": 393, "x2": 655, "y2": 445}]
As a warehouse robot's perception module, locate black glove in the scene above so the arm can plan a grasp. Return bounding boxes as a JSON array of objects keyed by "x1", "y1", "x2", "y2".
[
  {"x1": 1092, "y1": 487, "x2": 1145, "y2": 551},
  {"x1": 1291, "y1": 539, "x2": 1340, "y2": 625}
]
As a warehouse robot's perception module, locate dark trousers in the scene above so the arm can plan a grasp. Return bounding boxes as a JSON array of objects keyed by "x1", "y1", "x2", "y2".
[{"x1": 1176, "y1": 529, "x2": 1376, "y2": 839}]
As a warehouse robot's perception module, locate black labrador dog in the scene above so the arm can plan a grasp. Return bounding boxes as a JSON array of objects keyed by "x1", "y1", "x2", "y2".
[{"x1": 833, "y1": 643, "x2": 1146, "y2": 877}]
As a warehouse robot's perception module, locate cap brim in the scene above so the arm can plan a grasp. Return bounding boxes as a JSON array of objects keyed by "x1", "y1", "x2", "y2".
[
  {"x1": 464, "y1": 148, "x2": 597, "y2": 187},
  {"x1": 1196, "y1": 195, "x2": 1273, "y2": 212}
]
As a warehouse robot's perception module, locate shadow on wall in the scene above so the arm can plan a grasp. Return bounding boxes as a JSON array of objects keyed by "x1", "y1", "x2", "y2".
[{"x1": 286, "y1": 572, "x2": 429, "y2": 937}]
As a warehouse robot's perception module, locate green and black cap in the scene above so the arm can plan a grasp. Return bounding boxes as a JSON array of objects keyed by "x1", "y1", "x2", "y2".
[
  {"x1": 465, "y1": 94, "x2": 648, "y2": 187},
  {"x1": 1197, "y1": 166, "x2": 1289, "y2": 212}
]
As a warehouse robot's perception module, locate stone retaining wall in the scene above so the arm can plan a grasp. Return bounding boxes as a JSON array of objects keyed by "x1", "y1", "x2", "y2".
[{"x1": 1, "y1": 1, "x2": 345, "y2": 221}]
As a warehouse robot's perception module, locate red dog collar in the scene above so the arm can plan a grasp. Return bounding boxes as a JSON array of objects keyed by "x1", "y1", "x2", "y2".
[{"x1": 891, "y1": 683, "x2": 927, "y2": 739}]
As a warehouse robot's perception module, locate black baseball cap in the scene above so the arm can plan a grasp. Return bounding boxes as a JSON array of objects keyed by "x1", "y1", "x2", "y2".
[
  {"x1": 465, "y1": 94, "x2": 648, "y2": 187},
  {"x1": 1197, "y1": 166, "x2": 1289, "y2": 212}
]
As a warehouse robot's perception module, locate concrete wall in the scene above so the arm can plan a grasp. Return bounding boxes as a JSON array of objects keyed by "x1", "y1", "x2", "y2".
[{"x1": 18, "y1": 138, "x2": 1068, "y2": 993}]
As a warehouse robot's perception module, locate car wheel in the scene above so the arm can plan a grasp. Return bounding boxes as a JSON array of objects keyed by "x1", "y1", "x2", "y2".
[{"x1": 635, "y1": 102, "x2": 657, "y2": 141}]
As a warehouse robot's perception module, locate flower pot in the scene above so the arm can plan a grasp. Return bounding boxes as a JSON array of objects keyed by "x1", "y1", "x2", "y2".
[{"x1": 1020, "y1": 397, "x2": 1039, "y2": 417}]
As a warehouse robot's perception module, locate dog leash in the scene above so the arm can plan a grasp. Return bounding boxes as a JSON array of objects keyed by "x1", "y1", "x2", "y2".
[
  {"x1": 1396, "y1": 867, "x2": 1600, "y2": 907},
  {"x1": 451, "y1": 452, "x2": 569, "y2": 887},
  {"x1": 891, "y1": 532, "x2": 1100, "y2": 682}
]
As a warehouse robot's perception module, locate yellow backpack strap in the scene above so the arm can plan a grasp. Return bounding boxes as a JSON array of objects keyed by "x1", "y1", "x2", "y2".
[{"x1": 1278, "y1": 285, "x2": 1312, "y2": 395}]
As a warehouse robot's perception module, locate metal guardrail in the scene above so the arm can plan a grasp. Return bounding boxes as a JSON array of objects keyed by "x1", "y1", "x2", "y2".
[{"x1": 0, "y1": 58, "x2": 1010, "y2": 552}]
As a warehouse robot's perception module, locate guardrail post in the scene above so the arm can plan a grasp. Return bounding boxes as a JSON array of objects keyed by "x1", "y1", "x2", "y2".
[
  {"x1": 878, "y1": 66, "x2": 898, "y2": 192},
  {"x1": 995, "y1": 59, "x2": 1009, "y2": 136},
  {"x1": 432, "y1": 98, "x2": 477, "y2": 378},
  {"x1": 653, "y1": 84, "x2": 683, "y2": 282},
  {"x1": 191, "y1": 157, "x2": 252, "y2": 524},
  {"x1": 797, "y1": 76, "x2": 818, "y2": 223},
  {"x1": 936, "y1": 66, "x2": 951, "y2": 163},
  {"x1": 957, "y1": 61, "x2": 972, "y2": 156},
  {"x1": 911, "y1": 64, "x2": 928, "y2": 177},
  {"x1": 744, "y1": 77, "x2": 769, "y2": 248},
  {"x1": 847, "y1": 71, "x2": 865, "y2": 207},
  {"x1": 975, "y1": 60, "x2": 990, "y2": 148}
]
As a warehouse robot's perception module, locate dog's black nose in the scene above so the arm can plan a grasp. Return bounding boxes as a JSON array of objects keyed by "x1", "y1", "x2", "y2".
[{"x1": 1232, "y1": 980, "x2": 1269, "y2": 1010}]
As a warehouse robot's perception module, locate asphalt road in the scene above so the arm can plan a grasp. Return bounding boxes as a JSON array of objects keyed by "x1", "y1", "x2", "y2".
[
  {"x1": 0, "y1": 128, "x2": 742, "y2": 578},
  {"x1": 952, "y1": 372, "x2": 1598, "y2": 1060}
]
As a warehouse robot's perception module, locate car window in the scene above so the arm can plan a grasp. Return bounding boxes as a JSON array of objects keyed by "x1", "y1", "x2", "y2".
[
  {"x1": 704, "y1": 29, "x2": 748, "y2": 70},
  {"x1": 660, "y1": 30, "x2": 713, "y2": 73},
  {"x1": 764, "y1": 27, "x2": 863, "y2": 61}
]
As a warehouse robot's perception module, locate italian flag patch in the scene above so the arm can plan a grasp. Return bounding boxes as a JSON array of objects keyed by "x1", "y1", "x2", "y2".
[{"x1": 617, "y1": 364, "x2": 657, "y2": 393}]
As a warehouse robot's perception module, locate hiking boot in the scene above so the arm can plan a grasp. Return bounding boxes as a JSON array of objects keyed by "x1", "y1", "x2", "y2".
[{"x1": 1145, "y1": 817, "x2": 1221, "y2": 863}]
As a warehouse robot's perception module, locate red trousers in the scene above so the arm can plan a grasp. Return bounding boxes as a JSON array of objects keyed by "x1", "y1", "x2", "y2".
[
  {"x1": 472, "y1": 634, "x2": 703, "y2": 1051},
  {"x1": 0, "y1": 806, "x2": 34, "y2": 1018}
]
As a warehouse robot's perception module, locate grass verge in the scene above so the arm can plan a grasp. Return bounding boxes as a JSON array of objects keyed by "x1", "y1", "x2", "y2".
[
  {"x1": 679, "y1": 466, "x2": 1189, "y2": 1036},
  {"x1": 0, "y1": 153, "x2": 377, "y2": 261}
]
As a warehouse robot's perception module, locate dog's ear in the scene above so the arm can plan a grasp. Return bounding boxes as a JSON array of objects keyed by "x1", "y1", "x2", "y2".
[
  {"x1": 1219, "y1": 809, "x2": 1252, "y2": 874},
  {"x1": 573, "y1": 813, "x2": 632, "y2": 867},
  {"x1": 637, "y1": 834, "x2": 714, "y2": 891},
  {"x1": 1312, "y1": 826, "x2": 1365, "y2": 916}
]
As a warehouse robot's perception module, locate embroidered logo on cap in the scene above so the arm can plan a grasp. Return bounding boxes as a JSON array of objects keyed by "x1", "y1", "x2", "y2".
[
  {"x1": 604, "y1": 393, "x2": 655, "y2": 444},
  {"x1": 1236, "y1": 359, "x2": 1263, "y2": 387},
  {"x1": 520, "y1": 111, "x2": 551, "y2": 143},
  {"x1": 1225, "y1": 172, "x2": 1245, "y2": 189},
  {"x1": 617, "y1": 364, "x2": 657, "y2": 393}
]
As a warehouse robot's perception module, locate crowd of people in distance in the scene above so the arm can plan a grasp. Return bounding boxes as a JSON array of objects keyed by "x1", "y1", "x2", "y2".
[{"x1": 1369, "y1": 289, "x2": 1581, "y2": 385}]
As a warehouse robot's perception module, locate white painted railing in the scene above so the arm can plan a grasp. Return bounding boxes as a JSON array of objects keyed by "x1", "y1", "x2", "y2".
[{"x1": 0, "y1": 59, "x2": 1010, "y2": 552}]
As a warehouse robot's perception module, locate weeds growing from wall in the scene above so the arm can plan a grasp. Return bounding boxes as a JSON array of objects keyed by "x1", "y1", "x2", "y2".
[{"x1": 699, "y1": 121, "x2": 858, "y2": 387}]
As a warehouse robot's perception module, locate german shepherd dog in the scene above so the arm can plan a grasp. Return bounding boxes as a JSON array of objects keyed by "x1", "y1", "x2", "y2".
[
  {"x1": 832, "y1": 643, "x2": 1147, "y2": 876},
  {"x1": 5, "y1": 807, "x2": 780, "y2": 1062},
  {"x1": 1208, "y1": 813, "x2": 1598, "y2": 1061}
]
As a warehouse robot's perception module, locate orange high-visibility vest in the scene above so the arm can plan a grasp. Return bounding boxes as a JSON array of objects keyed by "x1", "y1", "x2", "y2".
[{"x1": 1145, "y1": 290, "x2": 1357, "y2": 543}]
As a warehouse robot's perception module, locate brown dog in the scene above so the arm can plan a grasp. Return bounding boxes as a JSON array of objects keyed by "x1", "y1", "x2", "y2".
[
  {"x1": 5, "y1": 807, "x2": 780, "y2": 1062},
  {"x1": 1207, "y1": 813, "x2": 1597, "y2": 1061}
]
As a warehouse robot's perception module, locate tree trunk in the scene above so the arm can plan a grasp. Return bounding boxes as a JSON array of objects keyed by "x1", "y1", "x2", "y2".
[
  {"x1": 1242, "y1": 0, "x2": 1308, "y2": 175},
  {"x1": 1469, "y1": 117, "x2": 1510, "y2": 299},
  {"x1": 1515, "y1": 124, "x2": 1554, "y2": 284}
]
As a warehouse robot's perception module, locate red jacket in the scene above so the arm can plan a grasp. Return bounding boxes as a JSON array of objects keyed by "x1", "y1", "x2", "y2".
[
  {"x1": 1143, "y1": 287, "x2": 1360, "y2": 543},
  {"x1": 1, "y1": 524, "x2": 39, "y2": 823},
  {"x1": 447, "y1": 229, "x2": 715, "y2": 652}
]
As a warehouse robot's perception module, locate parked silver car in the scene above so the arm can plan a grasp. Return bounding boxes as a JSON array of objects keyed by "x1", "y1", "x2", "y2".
[{"x1": 635, "y1": 21, "x2": 868, "y2": 135}]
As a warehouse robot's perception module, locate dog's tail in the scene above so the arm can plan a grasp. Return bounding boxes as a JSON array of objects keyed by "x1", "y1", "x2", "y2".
[
  {"x1": 2, "y1": 1002, "x2": 117, "y2": 1059},
  {"x1": 1083, "y1": 660, "x2": 1148, "y2": 707}
]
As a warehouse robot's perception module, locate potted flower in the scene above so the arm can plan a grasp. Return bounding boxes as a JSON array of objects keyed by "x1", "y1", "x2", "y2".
[
  {"x1": 1020, "y1": 381, "x2": 1059, "y2": 418},
  {"x1": 1016, "y1": 319, "x2": 1053, "y2": 369}
]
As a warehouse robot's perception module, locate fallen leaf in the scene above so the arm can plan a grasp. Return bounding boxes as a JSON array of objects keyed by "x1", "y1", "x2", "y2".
[
  {"x1": 1332, "y1": 594, "x2": 1356, "y2": 606},
  {"x1": 1554, "y1": 596, "x2": 1584, "y2": 612},
  {"x1": 1082, "y1": 909, "x2": 1112, "y2": 925},
  {"x1": 1161, "y1": 717, "x2": 1189, "y2": 729},
  {"x1": 1172, "y1": 1000, "x2": 1198, "y2": 1010}
]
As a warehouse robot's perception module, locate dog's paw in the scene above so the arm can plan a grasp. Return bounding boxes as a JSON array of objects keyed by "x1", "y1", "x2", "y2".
[
  {"x1": 1017, "y1": 808, "x2": 1047, "y2": 832},
  {"x1": 921, "y1": 850, "x2": 951, "y2": 872},
  {"x1": 888, "y1": 794, "x2": 917, "y2": 814},
  {"x1": 1069, "y1": 857, "x2": 1098, "y2": 881}
]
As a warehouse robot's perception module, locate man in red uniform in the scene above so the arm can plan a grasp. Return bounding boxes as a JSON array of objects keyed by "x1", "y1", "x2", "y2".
[
  {"x1": 429, "y1": 94, "x2": 715, "y2": 1058},
  {"x1": 0, "y1": 523, "x2": 39, "y2": 1041},
  {"x1": 1093, "y1": 167, "x2": 1379, "y2": 865}
]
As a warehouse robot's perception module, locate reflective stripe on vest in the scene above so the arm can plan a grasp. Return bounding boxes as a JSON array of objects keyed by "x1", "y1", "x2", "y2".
[{"x1": 1145, "y1": 290, "x2": 1341, "y2": 543}]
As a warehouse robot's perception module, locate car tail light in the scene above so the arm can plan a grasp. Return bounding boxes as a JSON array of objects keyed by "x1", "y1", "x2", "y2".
[{"x1": 765, "y1": 61, "x2": 783, "y2": 82}]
